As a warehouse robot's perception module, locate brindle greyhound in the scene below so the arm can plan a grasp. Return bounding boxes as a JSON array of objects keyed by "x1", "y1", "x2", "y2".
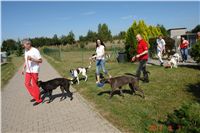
[{"x1": 102, "y1": 75, "x2": 145, "y2": 99}]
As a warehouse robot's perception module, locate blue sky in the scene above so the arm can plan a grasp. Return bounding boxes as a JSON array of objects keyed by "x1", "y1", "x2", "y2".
[{"x1": 2, "y1": 1, "x2": 200, "y2": 40}]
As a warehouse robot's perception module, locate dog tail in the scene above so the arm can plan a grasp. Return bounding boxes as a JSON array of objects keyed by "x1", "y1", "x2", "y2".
[
  {"x1": 124, "y1": 73, "x2": 137, "y2": 77},
  {"x1": 86, "y1": 61, "x2": 92, "y2": 70},
  {"x1": 125, "y1": 71, "x2": 150, "y2": 76},
  {"x1": 64, "y1": 77, "x2": 76, "y2": 82},
  {"x1": 124, "y1": 73, "x2": 146, "y2": 81}
]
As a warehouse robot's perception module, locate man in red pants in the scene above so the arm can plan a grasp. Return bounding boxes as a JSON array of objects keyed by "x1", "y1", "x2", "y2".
[{"x1": 21, "y1": 39, "x2": 43, "y2": 105}]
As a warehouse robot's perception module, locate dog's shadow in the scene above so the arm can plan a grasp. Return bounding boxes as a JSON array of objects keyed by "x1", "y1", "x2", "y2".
[
  {"x1": 41, "y1": 91, "x2": 74, "y2": 103},
  {"x1": 97, "y1": 89, "x2": 143, "y2": 98}
]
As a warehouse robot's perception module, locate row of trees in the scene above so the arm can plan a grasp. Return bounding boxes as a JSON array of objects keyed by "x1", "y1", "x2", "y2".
[
  {"x1": 2, "y1": 21, "x2": 199, "y2": 59},
  {"x1": 30, "y1": 31, "x2": 75, "y2": 47},
  {"x1": 79, "y1": 23, "x2": 112, "y2": 42},
  {"x1": 1, "y1": 23, "x2": 113, "y2": 55},
  {"x1": 1, "y1": 31, "x2": 76, "y2": 56}
]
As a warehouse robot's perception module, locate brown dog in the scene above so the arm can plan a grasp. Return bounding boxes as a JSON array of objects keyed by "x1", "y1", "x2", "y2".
[{"x1": 103, "y1": 75, "x2": 145, "y2": 99}]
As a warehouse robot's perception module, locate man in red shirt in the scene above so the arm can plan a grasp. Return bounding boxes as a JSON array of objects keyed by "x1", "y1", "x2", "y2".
[{"x1": 132, "y1": 34, "x2": 149, "y2": 82}]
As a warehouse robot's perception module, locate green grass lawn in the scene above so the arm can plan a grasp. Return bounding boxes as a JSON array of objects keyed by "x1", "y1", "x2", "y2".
[
  {"x1": 1, "y1": 55, "x2": 23, "y2": 88},
  {"x1": 43, "y1": 50, "x2": 200, "y2": 132}
]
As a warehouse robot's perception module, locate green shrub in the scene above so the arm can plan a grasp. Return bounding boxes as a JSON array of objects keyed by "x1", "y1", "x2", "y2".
[
  {"x1": 80, "y1": 42, "x2": 85, "y2": 49},
  {"x1": 191, "y1": 40, "x2": 200, "y2": 63},
  {"x1": 160, "y1": 103, "x2": 200, "y2": 132}
]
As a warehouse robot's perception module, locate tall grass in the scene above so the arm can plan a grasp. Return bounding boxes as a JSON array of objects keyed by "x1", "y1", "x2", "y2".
[
  {"x1": 1, "y1": 56, "x2": 23, "y2": 88},
  {"x1": 42, "y1": 47, "x2": 61, "y2": 61}
]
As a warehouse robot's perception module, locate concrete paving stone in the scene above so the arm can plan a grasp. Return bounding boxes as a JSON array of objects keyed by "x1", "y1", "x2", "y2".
[{"x1": 2, "y1": 58, "x2": 120, "y2": 133}]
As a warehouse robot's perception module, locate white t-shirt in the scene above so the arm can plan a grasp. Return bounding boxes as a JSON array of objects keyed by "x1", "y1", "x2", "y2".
[
  {"x1": 156, "y1": 39, "x2": 166, "y2": 51},
  {"x1": 25, "y1": 47, "x2": 42, "y2": 73},
  {"x1": 96, "y1": 45, "x2": 105, "y2": 60}
]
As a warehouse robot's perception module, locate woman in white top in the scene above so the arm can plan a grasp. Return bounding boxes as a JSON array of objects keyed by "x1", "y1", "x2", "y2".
[{"x1": 91, "y1": 39, "x2": 111, "y2": 83}]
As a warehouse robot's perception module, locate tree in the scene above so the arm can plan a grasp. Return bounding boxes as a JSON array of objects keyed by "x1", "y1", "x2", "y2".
[
  {"x1": 157, "y1": 24, "x2": 168, "y2": 36},
  {"x1": 52, "y1": 34, "x2": 61, "y2": 45},
  {"x1": 60, "y1": 35, "x2": 68, "y2": 45},
  {"x1": 79, "y1": 35, "x2": 87, "y2": 42},
  {"x1": 191, "y1": 40, "x2": 200, "y2": 63},
  {"x1": 113, "y1": 31, "x2": 126, "y2": 40},
  {"x1": 66, "y1": 31, "x2": 75, "y2": 44},
  {"x1": 118, "y1": 31, "x2": 126, "y2": 40},
  {"x1": 191, "y1": 25, "x2": 200, "y2": 33},
  {"x1": 125, "y1": 28, "x2": 137, "y2": 60},
  {"x1": 1, "y1": 39, "x2": 17, "y2": 55},
  {"x1": 98, "y1": 23, "x2": 112, "y2": 42},
  {"x1": 86, "y1": 30, "x2": 98, "y2": 42},
  {"x1": 15, "y1": 39, "x2": 23, "y2": 56}
]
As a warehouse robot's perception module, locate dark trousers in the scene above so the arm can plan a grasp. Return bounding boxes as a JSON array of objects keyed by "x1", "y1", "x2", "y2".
[{"x1": 136, "y1": 60, "x2": 148, "y2": 80}]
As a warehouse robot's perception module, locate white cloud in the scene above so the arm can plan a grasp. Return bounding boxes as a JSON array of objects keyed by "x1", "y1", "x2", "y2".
[
  {"x1": 121, "y1": 15, "x2": 136, "y2": 20},
  {"x1": 82, "y1": 11, "x2": 96, "y2": 16}
]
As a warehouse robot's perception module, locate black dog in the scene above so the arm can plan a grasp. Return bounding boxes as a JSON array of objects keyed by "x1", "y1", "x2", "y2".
[
  {"x1": 38, "y1": 78, "x2": 75, "y2": 103},
  {"x1": 102, "y1": 75, "x2": 145, "y2": 99}
]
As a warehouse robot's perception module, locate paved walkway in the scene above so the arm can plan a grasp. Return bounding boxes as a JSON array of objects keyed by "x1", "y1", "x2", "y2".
[
  {"x1": 147, "y1": 56, "x2": 199, "y2": 66},
  {"x1": 2, "y1": 58, "x2": 120, "y2": 133}
]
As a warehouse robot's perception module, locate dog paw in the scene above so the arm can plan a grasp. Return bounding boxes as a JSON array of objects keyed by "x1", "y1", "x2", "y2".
[{"x1": 70, "y1": 97, "x2": 73, "y2": 101}]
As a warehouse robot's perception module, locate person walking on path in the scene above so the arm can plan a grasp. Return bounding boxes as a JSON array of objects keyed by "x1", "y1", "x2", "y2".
[
  {"x1": 132, "y1": 34, "x2": 149, "y2": 83},
  {"x1": 179, "y1": 37, "x2": 189, "y2": 63},
  {"x1": 156, "y1": 35, "x2": 166, "y2": 66},
  {"x1": 90, "y1": 39, "x2": 111, "y2": 83},
  {"x1": 21, "y1": 39, "x2": 43, "y2": 104}
]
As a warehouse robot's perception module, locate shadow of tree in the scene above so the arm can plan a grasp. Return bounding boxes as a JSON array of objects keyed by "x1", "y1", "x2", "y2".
[
  {"x1": 186, "y1": 81, "x2": 200, "y2": 103},
  {"x1": 179, "y1": 64, "x2": 200, "y2": 70}
]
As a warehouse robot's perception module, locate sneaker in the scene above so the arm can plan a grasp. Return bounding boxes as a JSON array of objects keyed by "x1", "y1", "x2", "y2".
[
  {"x1": 36, "y1": 99, "x2": 43, "y2": 103},
  {"x1": 30, "y1": 99, "x2": 35, "y2": 102},
  {"x1": 33, "y1": 99, "x2": 42, "y2": 106},
  {"x1": 96, "y1": 82, "x2": 104, "y2": 88},
  {"x1": 143, "y1": 79, "x2": 149, "y2": 83}
]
